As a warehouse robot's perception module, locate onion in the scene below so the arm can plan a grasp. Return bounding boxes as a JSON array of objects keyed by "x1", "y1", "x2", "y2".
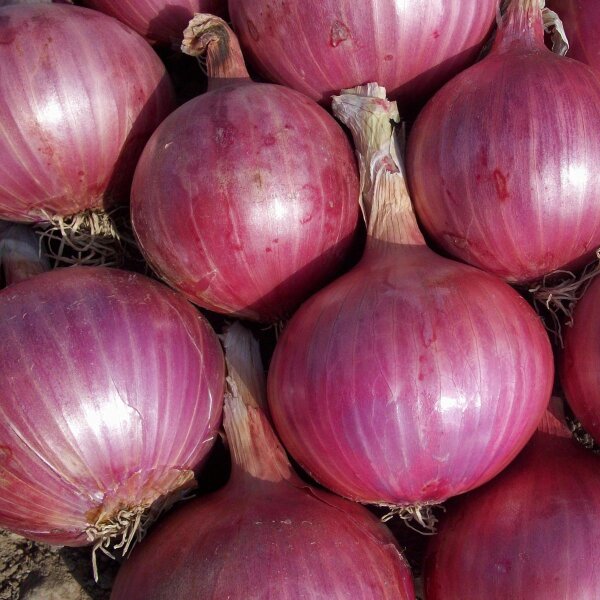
[
  {"x1": 131, "y1": 15, "x2": 359, "y2": 322},
  {"x1": 0, "y1": 222, "x2": 49, "y2": 286},
  {"x1": 111, "y1": 323, "x2": 415, "y2": 599},
  {"x1": 79, "y1": 1, "x2": 227, "y2": 46},
  {"x1": 0, "y1": 266, "x2": 224, "y2": 576},
  {"x1": 424, "y1": 402, "x2": 600, "y2": 599},
  {"x1": 0, "y1": 4, "x2": 175, "y2": 226},
  {"x1": 228, "y1": 0, "x2": 498, "y2": 110},
  {"x1": 267, "y1": 85, "x2": 553, "y2": 525},
  {"x1": 406, "y1": 0, "x2": 600, "y2": 284}
]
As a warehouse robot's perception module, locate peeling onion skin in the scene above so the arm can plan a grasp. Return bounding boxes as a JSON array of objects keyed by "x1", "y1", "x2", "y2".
[
  {"x1": 424, "y1": 418, "x2": 600, "y2": 599},
  {"x1": 228, "y1": 0, "x2": 498, "y2": 110},
  {"x1": 0, "y1": 267, "x2": 224, "y2": 545},
  {"x1": 561, "y1": 276, "x2": 600, "y2": 443},
  {"x1": 0, "y1": 4, "x2": 175, "y2": 223},
  {"x1": 406, "y1": 0, "x2": 600, "y2": 283},
  {"x1": 79, "y1": 1, "x2": 227, "y2": 46}
]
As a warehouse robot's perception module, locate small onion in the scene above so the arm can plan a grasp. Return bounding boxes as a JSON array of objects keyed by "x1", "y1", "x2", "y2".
[
  {"x1": 424, "y1": 403, "x2": 600, "y2": 599},
  {"x1": 228, "y1": 0, "x2": 498, "y2": 110},
  {"x1": 407, "y1": 0, "x2": 600, "y2": 283},
  {"x1": 0, "y1": 267, "x2": 224, "y2": 570},
  {"x1": 111, "y1": 323, "x2": 415, "y2": 600},
  {"x1": 0, "y1": 4, "x2": 175, "y2": 224},
  {"x1": 268, "y1": 85, "x2": 553, "y2": 522},
  {"x1": 131, "y1": 15, "x2": 359, "y2": 322},
  {"x1": 0, "y1": 222, "x2": 49, "y2": 286}
]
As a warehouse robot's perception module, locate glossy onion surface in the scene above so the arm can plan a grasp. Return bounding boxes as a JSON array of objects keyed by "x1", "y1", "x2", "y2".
[
  {"x1": 0, "y1": 267, "x2": 224, "y2": 545},
  {"x1": 0, "y1": 4, "x2": 175, "y2": 222},
  {"x1": 228, "y1": 0, "x2": 497, "y2": 109}
]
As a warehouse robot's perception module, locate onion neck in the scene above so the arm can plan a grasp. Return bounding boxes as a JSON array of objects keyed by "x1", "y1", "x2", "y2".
[
  {"x1": 222, "y1": 323, "x2": 298, "y2": 485},
  {"x1": 331, "y1": 84, "x2": 426, "y2": 258},
  {"x1": 493, "y1": 0, "x2": 545, "y2": 54},
  {"x1": 182, "y1": 14, "x2": 250, "y2": 91},
  {"x1": 536, "y1": 396, "x2": 572, "y2": 439}
]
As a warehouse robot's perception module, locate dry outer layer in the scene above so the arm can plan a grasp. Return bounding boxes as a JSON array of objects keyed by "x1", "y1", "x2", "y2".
[{"x1": 0, "y1": 529, "x2": 117, "y2": 600}]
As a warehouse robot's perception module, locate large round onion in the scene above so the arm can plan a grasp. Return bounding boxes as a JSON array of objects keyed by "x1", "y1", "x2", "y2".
[
  {"x1": 268, "y1": 85, "x2": 553, "y2": 521},
  {"x1": 0, "y1": 4, "x2": 175, "y2": 223},
  {"x1": 0, "y1": 267, "x2": 224, "y2": 558},
  {"x1": 424, "y1": 405, "x2": 600, "y2": 599},
  {"x1": 111, "y1": 324, "x2": 415, "y2": 599},
  {"x1": 228, "y1": 0, "x2": 498, "y2": 109},
  {"x1": 407, "y1": 0, "x2": 600, "y2": 283},
  {"x1": 79, "y1": 1, "x2": 227, "y2": 45},
  {"x1": 131, "y1": 16, "x2": 359, "y2": 322}
]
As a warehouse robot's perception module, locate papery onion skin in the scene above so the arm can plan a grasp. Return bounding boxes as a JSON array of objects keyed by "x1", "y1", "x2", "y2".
[
  {"x1": 0, "y1": 266, "x2": 224, "y2": 545},
  {"x1": 228, "y1": 0, "x2": 498, "y2": 110},
  {"x1": 561, "y1": 275, "x2": 600, "y2": 443},
  {"x1": 79, "y1": 1, "x2": 227, "y2": 45},
  {"x1": 424, "y1": 418, "x2": 600, "y2": 599},
  {"x1": 406, "y1": 0, "x2": 600, "y2": 283},
  {"x1": 0, "y1": 4, "x2": 175, "y2": 223}
]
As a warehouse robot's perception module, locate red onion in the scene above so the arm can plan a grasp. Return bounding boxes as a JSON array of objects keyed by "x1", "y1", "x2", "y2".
[
  {"x1": 424, "y1": 403, "x2": 600, "y2": 599},
  {"x1": 0, "y1": 4, "x2": 175, "y2": 224},
  {"x1": 79, "y1": 1, "x2": 227, "y2": 46},
  {"x1": 111, "y1": 323, "x2": 415, "y2": 599},
  {"x1": 406, "y1": 0, "x2": 600, "y2": 284},
  {"x1": 131, "y1": 15, "x2": 359, "y2": 322},
  {"x1": 0, "y1": 267, "x2": 224, "y2": 572},
  {"x1": 228, "y1": 0, "x2": 498, "y2": 109},
  {"x1": 0, "y1": 222, "x2": 49, "y2": 285},
  {"x1": 268, "y1": 85, "x2": 553, "y2": 524}
]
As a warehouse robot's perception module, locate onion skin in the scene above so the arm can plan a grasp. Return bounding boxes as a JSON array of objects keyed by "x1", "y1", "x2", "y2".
[
  {"x1": 79, "y1": 1, "x2": 227, "y2": 45},
  {"x1": 407, "y1": 0, "x2": 600, "y2": 283},
  {"x1": 424, "y1": 414, "x2": 600, "y2": 599},
  {"x1": 0, "y1": 266, "x2": 224, "y2": 546},
  {"x1": 111, "y1": 323, "x2": 415, "y2": 600},
  {"x1": 131, "y1": 16, "x2": 359, "y2": 322},
  {"x1": 0, "y1": 4, "x2": 175, "y2": 223},
  {"x1": 561, "y1": 275, "x2": 600, "y2": 443},
  {"x1": 228, "y1": 0, "x2": 498, "y2": 109}
]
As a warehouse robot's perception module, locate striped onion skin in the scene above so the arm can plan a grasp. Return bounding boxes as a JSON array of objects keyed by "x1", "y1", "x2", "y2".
[
  {"x1": 267, "y1": 85, "x2": 553, "y2": 511},
  {"x1": 131, "y1": 17, "x2": 359, "y2": 322},
  {"x1": 80, "y1": 0, "x2": 227, "y2": 46},
  {"x1": 0, "y1": 4, "x2": 175, "y2": 223},
  {"x1": 112, "y1": 324, "x2": 415, "y2": 600},
  {"x1": 406, "y1": 0, "x2": 600, "y2": 283},
  {"x1": 228, "y1": 0, "x2": 498, "y2": 109},
  {"x1": 0, "y1": 266, "x2": 224, "y2": 545},
  {"x1": 424, "y1": 416, "x2": 600, "y2": 599}
]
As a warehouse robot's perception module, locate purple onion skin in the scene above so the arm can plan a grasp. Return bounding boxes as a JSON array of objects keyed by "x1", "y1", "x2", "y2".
[
  {"x1": 425, "y1": 428, "x2": 600, "y2": 599},
  {"x1": 228, "y1": 1, "x2": 497, "y2": 109},
  {"x1": 406, "y1": 3, "x2": 600, "y2": 283},
  {"x1": 0, "y1": 267, "x2": 224, "y2": 545},
  {"x1": 561, "y1": 276, "x2": 600, "y2": 442},
  {"x1": 80, "y1": 0, "x2": 227, "y2": 46},
  {"x1": 132, "y1": 82, "x2": 359, "y2": 322},
  {"x1": 268, "y1": 246, "x2": 553, "y2": 506},
  {"x1": 0, "y1": 4, "x2": 175, "y2": 223}
]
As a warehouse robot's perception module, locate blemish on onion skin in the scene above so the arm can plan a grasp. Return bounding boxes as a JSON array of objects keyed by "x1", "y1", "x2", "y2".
[
  {"x1": 432, "y1": 30, "x2": 440, "y2": 39},
  {"x1": 493, "y1": 169, "x2": 509, "y2": 201},
  {"x1": 330, "y1": 21, "x2": 350, "y2": 47},
  {"x1": 247, "y1": 19, "x2": 259, "y2": 42},
  {"x1": 384, "y1": 54, "x2": 393, "y2": 62}
]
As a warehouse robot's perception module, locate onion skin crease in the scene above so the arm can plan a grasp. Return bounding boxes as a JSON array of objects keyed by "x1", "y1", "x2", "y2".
[
  {"x1": 0, "y1": 4, "x2": 175, "y2": 223},
  {"x1": 407, "y1": 0, "x2": 600, "y2": 283},
  {"x1": 0, "y1": 267, "x2": 224, "y2": 548},
  {"x1": 267, "y1": 85, "x2": 553, "y2": 517},
  {"x1": 228, "y1": 0, "x2": 498, "y2": 110},
  {"x1": 111, "y1": 324, "x2": 415, "y2": 600}
]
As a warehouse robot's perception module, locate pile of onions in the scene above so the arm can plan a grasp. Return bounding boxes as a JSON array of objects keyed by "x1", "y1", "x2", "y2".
[
  {"x1": 561, "y1": 275, "x2": 600, "y2": 442},
  {"x1": 267, "y1": 85, "x2": 553, "y2": 524},
  {"x1": 79, "y1": 0, "x2": 227, "y2": 46},
  {"x1": 424, "y1": 402, "x2": 600, "y2": 598},
  {"x1": 111, "y1": 323, "x2": 415, "y2": 599},
  {"x1": 0, "y1": 4, "x2": 174, "y2": 224},
  {"x1": 228, "y1": 0, "x2": 498, "y2": 110},
  {"x1": 406, "y1": 0, "x2": 600, "y2": 284},
  {"x1": 131, "y1": 15, "x2": 359, "y2": 322},
  {"x1": 0, "y1": 222, "x2": 49, "y2": 286},
  {"x1": 0, "y1": 266, "x2": 224, "y2": 575}
]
